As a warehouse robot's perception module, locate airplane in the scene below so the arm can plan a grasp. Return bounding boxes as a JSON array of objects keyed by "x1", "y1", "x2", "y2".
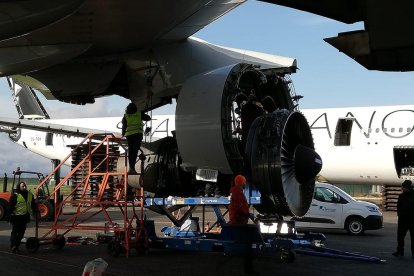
[
  {"x1": 3, "y1": 78, "x2": 413, "y2": 190},
  {"x1": 10, "y1": 0, "x2": 413, "y2": 218},
  {"x1": 0, "y1": 76, "x2": 322, "y2": 218}
]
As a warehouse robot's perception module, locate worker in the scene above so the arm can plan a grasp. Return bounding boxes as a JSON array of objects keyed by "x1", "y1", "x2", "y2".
[
  {"x1": 8, "y1": 181, "x2": 36, "y2": 253},
  {"x1": 228, "y1": 175, "x2": 257, "y2": 274},
  {"x1": 393, "y1": 179, "x2": 414, "y2": 257},
  {"x1": 240, "y1": 92, "x2": 265, "y2": 149},
  {"x1": 229, "y1": 174, "x2": 250, "y2": 225},
  {"x1": 121, "y1": 102, "x2": 151, "y2": 174}
]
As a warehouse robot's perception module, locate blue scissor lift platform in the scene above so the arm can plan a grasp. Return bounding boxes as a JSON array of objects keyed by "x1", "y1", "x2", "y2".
[{"x1": 142, "y1": 191, "x2": 385, "y2": 264}]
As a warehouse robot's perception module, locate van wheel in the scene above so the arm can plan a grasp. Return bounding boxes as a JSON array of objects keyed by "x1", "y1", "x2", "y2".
[{"x1": 345, "y1": 217, "x2": 365, "y2": 235}]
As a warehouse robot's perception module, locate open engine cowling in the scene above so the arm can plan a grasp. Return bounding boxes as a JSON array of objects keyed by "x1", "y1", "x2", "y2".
[{"x1": 175, "y1": 63, "x2": 322, "y2": 216}]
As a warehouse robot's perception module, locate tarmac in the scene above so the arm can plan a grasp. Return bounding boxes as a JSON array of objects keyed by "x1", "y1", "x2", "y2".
[{"x1": 1, "y1": 211, "x2": 414, "y2": 276}]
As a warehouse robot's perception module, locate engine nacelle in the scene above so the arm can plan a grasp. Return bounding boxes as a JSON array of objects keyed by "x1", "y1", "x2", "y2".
[{"x1": 176, "y1": 63, "x2": 322, "y2": 216}]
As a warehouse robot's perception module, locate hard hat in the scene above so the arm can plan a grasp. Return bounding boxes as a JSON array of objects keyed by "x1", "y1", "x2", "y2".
[{"x1": 234, "y1": 175, "x2": 246, "y2": 187}]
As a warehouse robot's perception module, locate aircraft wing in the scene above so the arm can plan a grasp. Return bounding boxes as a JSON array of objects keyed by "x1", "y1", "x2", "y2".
[
  {"x1": 0, "y1": 117, "x2": 121, "y2": 137},
  {"x1": 0, "y1": 0, "x2": 245, "y2": 76},
  {"x1": 262, "y1": 0, "x2": 414, "y2": 71},
  {"x1": 0, "y1": 0, "x2": 260, "y2": 107}
]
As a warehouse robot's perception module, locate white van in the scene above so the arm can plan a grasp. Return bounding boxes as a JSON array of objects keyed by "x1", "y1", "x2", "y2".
[{"x1": 291, "y1": 182, "x2": 383, "y2": 235}]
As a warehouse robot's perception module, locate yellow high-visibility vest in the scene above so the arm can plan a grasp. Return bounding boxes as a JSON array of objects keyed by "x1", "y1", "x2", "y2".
[
  {"x1": 125, "y1": 112, "x2": 143, "y2": 136},
  {"x1": 14, "y1": 192, "x2": 33, "y2": 216}
]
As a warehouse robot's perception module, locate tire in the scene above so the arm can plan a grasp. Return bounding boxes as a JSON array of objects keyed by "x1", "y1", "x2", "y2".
[
  {"x1": 26, "y1": 237, "x2": 39, "y2": 253},
  {"x1": 345, "y1": 217, "x2": 365, "y2": 235},
  {"x1": 280, "y1": 249, "x2": 296, "y2": 263},
  {"x1": 0, "y1": 200, "x2": 8, "y2": 221},
  {"x1": 53, "y1": 235, "x2": 66, "y2": 250},
  {"x1": 37, "y1": 199, "x2": 54, "y2": 221},
  {"x1": 108, "y1": 241, "x2": 122, "y2": 257}
]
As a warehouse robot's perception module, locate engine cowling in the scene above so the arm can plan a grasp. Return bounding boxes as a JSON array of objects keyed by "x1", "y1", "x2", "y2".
[{"x1": 175, "y1": 63, "x2": 322, "y2": 216}]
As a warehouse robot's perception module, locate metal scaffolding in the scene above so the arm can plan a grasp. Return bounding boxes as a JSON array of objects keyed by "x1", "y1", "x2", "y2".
[{"x1": 27, "y1": 133, "x2": 148, "y2": 257}]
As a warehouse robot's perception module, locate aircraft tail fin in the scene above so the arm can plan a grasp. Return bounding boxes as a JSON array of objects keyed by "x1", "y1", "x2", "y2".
[{"x1": 6, "y1": 77, "x2": 50, "y2": 120}]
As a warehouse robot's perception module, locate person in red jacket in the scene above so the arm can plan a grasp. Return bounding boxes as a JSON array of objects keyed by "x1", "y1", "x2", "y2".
[
  {"x1": 229, "y1": 174, "x2": 250, "y2": 225},
  {"x1": 228, "y1": 175, "x2": 256, "y2": 274}
]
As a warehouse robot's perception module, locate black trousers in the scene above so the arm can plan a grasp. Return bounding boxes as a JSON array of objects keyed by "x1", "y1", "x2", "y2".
[
  {"x1": 396, "y1": 220, "x2": 414, "y2": 255},
  {"x1": 126, "y1": 133, "x2": 143, "y2": 170},
  {"x1": 10, "y1": 216, "x2": 28, "y2": 248}
]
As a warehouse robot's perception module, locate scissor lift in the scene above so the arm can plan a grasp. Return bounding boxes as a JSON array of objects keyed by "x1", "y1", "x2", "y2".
[
  {"x1": 26, "y1": 133, "x2": 148, "y2": 257},
  {"x1": 142, "y1": 194, "x2": 385, "y2": 264}
]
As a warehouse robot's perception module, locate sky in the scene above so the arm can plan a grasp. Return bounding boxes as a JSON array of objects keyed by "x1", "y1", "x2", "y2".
[{"x1": 0, "y1": 0, "x2": 413, "y2": 175}]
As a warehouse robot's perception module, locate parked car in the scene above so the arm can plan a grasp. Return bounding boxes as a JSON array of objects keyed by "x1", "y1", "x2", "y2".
[{"x1": 290, "y1": 182, "x2": 383, "y2": 235}]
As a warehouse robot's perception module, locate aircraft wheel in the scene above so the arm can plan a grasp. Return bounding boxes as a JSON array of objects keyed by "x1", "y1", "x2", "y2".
[
  {"x1": 345, "y1": 217, "x2": 365, "y2": 235},
  {"x1": 26, "y1": 237, "x2": 40, "y2": 253},
  {"x1": 108, "y1": 241, "x2": 122, "y2": 257},
  {"x1": 53, "y1": 235, "x2": 66, "y2": 250},
  {"x1": 37, "y1": 199, "x2": 53, "y2": 221}
]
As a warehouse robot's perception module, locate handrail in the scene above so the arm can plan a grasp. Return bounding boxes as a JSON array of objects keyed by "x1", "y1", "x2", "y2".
[
  {"x1": 35, "y1": 133, "x2": 126, "y2": 197},
  {"x1": 35, "y1": 133, "x2": 94, "y2": 195}
]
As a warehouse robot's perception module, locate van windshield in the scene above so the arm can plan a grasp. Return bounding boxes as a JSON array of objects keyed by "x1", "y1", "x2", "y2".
[
  {"x1": 314, "y1": 184, "x2": 355, "y2": 203},
  {"x1": 330, "y1": 185, "x2": 355, "y2": 202}
]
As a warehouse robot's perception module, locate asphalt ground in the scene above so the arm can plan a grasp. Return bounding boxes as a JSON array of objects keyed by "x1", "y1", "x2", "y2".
[{"x1": 0, "y1": 211, "x2": 413, "y2": 276}]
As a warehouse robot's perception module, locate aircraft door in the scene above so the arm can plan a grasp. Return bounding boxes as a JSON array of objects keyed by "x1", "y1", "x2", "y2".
[
  {"x1": 334, "y1": 118, "x2": 354, "y2": 146},
  {"x1": 307, "y1": 187, "x2": 344, "y2": 228},
  {"x1": 45, "y1": 132, "x2": 53, "y2": 146}
]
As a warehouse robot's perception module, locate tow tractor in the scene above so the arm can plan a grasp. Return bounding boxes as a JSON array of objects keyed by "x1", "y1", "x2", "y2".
[{"x1": 0, "y1": 167, "x2": 56, "y2": 221}]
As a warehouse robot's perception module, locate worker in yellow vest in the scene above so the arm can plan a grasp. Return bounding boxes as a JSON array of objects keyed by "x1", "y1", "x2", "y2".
[
  {"x1": 8, "y1": 181, "x2": 36, "y2": 253},
  {"x1": 121, "y1": 102, "x2": 151, "y2": 174}
]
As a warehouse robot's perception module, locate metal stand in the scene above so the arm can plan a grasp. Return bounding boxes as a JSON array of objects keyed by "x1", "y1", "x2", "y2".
[{"x1": 28, "y1": 134, "x2": 148, "y2": 257}]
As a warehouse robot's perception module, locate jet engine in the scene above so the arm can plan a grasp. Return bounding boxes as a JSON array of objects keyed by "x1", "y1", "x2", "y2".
[
  {"x1": 174, "y1": 63, "x2": 322, "y2": 216},
  {"x1": 115, "y1": 63, "x2": 321, "y2": 217}
]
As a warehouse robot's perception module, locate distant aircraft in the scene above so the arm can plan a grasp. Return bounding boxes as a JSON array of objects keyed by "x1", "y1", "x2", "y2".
[{"x1": 304, "y1": 106, "x2": 414, "y2": 185}]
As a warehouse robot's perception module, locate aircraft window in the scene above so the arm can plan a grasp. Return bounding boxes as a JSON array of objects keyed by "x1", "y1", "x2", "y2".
[
  {"x1": 408, "y1": 127, "x2": 412, "y2": 133},
  {"x1": 399, "y1": 128, "x2": 403, "y2": 133},
  {"x1": 334, "y1": 119, "x2": 353, "y2": 146},
  {"x1": 46, "y1": 133, "x2": 53, "y2": 146},
  {"x1": 383, "y1": 128, "x2": 387, "y2": 133},
  {"x1": 368, "y1": 128, "x2": 372, "y2": 133},
  {"x1": 375, "y1": 128, "x2": 380, "y2": 133},
  {"x1": 391, "y1": 128, "x2": 395, "y2": 133}
]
